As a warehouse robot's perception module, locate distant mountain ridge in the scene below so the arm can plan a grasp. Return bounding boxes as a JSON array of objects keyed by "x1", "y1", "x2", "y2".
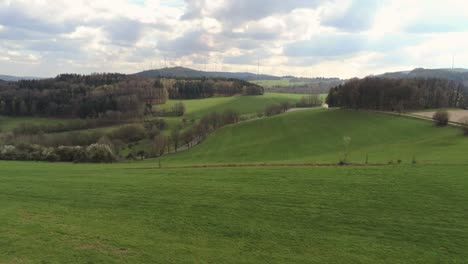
[
  {"x1": 0, "y1": 74, "x2": 43, "y2": 81},
  {"x1": 377, "y1": 68, "x2": 468, "y2": 82},
  {"x1": 134, "y1": 66, "x2": 281, "y2": 80}
]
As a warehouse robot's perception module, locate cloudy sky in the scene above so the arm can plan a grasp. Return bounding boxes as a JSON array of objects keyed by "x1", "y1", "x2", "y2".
[{"x1": 0, "y1": 0, "x2": 467, "y2": 78}]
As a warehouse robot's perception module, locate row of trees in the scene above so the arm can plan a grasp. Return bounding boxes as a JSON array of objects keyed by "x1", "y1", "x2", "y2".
[
  {"x1": 0, "y1": 120, "x2": 166, "y2": 162},
  {"x1": 10, "y1": 111, "x2": 132, "y2": 135},
  {"x1": 327, "y1": 78, "x2": 467, "y2": 111},
  {"x1": 0, "y1": 75, "x2": 167, "y2": 118},
  {"x1": 153, "y1": 102, "x2": 186, "y2": 117},
  {"x1": 267, "y1": 80, "x2": 343, "y2": 94},
  {"x1": 0, "y1": 74, "x2": 264, "y2": 118},
  {"x1": 168, "y1": 79, "x2": 263, "y2": 99},
  {"x1": 150, "y1": 96, "x2": 322, "y2": 159},
  {"x1": 150, "y1": 110, "x2": 241, "y2": 157},
  {"x1": 0, "y1": 144, "x2": 116, "y2": 163},
  {"x1": 296, "y1": 94, "x2": 323, "y2": 108}
]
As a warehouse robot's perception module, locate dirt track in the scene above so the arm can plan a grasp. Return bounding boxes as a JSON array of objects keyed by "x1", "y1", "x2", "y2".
[{"x1": 413, "y1": 110, "x2": 468, "y2": 124}]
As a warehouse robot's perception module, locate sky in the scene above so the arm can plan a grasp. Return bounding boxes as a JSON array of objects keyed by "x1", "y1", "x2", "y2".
[{"x1": 0, "y1": 0, "x2": 467, "y2": 78}]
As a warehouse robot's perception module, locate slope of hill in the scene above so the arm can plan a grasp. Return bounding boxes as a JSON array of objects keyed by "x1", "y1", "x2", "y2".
[
  {"x1": 0, "y1": 74, "x2": 42, "y2": 81},
  {"x1": 134, "y1": 66, "x2": 280, "y2": 80},
  {"x1": 378, "y1": 68, "x2": 468, "y2": 82},
  {"x1": 158, "y1": 93, "x2": 304, "y2": 119},
  {"x1": 160, "y1": 109, "x2": 468, "y2": 165}
]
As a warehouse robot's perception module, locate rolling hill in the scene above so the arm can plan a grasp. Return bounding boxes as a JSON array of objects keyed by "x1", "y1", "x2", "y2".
[
  {"x1": 2, "y1": 108, "x2": 468, "y2": 263},
  {"x1": 377, "y1": 68, "x2": 468, "y2": 83},
  {"x1": 2, "y1": 105, "x2": 468, "y2": 264},
  {"x1": 159, "y1": 109, "x2": 468, "y2": 166},
  {"x1": 157, "y1": 93, "x2": 304, "y2": 119},
  {"x1": 0, "y1": 74, "x2": 42, "y2": 81},
  {"x1": 134, "y1": 66, "x2": 280, "y2": 80}
]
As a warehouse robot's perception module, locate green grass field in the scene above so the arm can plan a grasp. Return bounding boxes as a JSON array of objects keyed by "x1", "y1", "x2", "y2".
[
  {"x1": 1, "y1": 162, "x2": 467, "y2": 263},
  {"x1": 157, "y1": 93, "x2": 304, "y2": 119},
  {"x1": 2, "y1": 102, "x2": 468, "y2": 263},
  {"x1": 159, "y1": 109, "x2": 468, "y2": 166},
  {"x1": 0, "y1": 115, "x2": 75, "y2": 132},
  {"x1": 0, "y1": 93, "x2": 310, "y2": 139},
  {"x1": 251, "y1": 79, "x2": 312, "y2": 88}
]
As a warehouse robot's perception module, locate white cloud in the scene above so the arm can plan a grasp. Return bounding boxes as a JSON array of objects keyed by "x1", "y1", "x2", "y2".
[{"x1": 0, "y1": 0, "x2": 467, "y2": 78}]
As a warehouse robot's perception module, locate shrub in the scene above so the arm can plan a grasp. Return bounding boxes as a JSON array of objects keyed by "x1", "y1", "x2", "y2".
[
  {"x1": 0, "y1": 143, "x2": 116, "y2": 163},
  {"x1": 109, "y1": 124, "x2": 147, "y2": 143},
  {"x1": 55, "y1": 146, "x2": 83, "y2": 162},
  {"x1": 0, "y1": 145, "x2": 17, "y2": 160},
  {"x1": 144, "y1": 119, "x2": 168, "y2": 138},
  {"x1": 264, "y1": 103, "x2": 292, "y2": 117},
  {"x1": 296, "y1": 95, "x2": 322, "y2": 108},
  {"x1": 152, "y1": 135, "x2": 169, "y2": 157},
  {"x1": 172, "y1": 102, "x2": 186, "y2": 116},
  {"x1": 433, "y1": 110, "x2": 449, "y2": 126},
  {"x1": 462, "y1": 119, "x2": 468, "y2": 136},
  {"x1": 83, "y1": 144, "x2": 116, "y2": 163},
  {"x1": 264, "y1": 104, "x2": 283, "y2": 116}
]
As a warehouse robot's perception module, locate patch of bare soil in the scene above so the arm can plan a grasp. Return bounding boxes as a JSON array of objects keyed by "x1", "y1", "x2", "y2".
[{"x1": 413, "y1": 110, "x2": 468, "y2": 124}]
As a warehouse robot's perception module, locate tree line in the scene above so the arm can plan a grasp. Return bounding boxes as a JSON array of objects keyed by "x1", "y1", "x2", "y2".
[
  {"x1": 167, "y1": 78, "x2": 263, "y2": 99},
  {"x1": 0, "y1": 74, "x2": 263, "y2": 118},
  {"x1": 0, "y1": 74, "x2": 167, "y2": 118},
  {"x1": 327, "y1": 77, "x2": 467, "y2": 111}
]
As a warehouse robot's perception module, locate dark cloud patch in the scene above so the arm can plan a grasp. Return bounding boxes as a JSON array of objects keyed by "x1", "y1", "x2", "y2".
[
  {"x1": 285, "y1": 34, "x2": 365, "y2": 57},
  {"x1": 223, "y1": 54, "x2": 256, "y2": 65},
  {"x1": 223, "y1": 47, "x2": 274, "y2": 65},
  {"x1": 126, "y1": 46, "x2": 158, "y2": 62},
  {"x1": 183, "y1": 0, "x2": 324, "y2": 25},
  {"x1": 158, "y1": 30, "x2": 214, "y2": 56},
  {"x1": 0, "y1": 27, "x2": 47, "y2": 40},
  {"x1": 284, "y1": 32, "x2": 426, "y2": 58},
  {"x1": 24, "y1": 39, "x2": 84, "y2": 53},
  {"x1": 0, "y1": 4, "x2": 76, "y2": 34},
  {"x1": 321, "y1": 0, "x2": 380, "y2": 32},
  {"x1": 101, "y1": 17, "x2": 147, "y2": 46}
]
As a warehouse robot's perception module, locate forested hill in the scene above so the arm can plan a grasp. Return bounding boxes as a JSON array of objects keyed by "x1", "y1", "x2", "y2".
[
  {"x1": 135, "y1": 66, "x2": 280, "y2": 81},
  {"x1": 327, "y1": 77, "x2": 468, "y2": 111},
  {"x1": 0, "y1": 73, "x2": 263, "y2": 118},
  {"x1": 377, "y1": 68, "x2": 468, "y2": 85},
  {"x1": 0, "y1": 74, "x2": 42, "y2": 82}
]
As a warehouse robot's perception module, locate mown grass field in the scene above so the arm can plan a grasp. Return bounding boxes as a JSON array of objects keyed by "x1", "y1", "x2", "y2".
[
  {"x1": 157, "y1": 93, "x2": 304, "y2": 119},
  {"x1": 159, "y1": 108, "x2": 468, "y2": 166},
  {"x1": 251, "y1": 79, "x2": 312, "y2": 88},
  {"x1": 2, "y1": 102, "x2": 468, "y2": 263},
  {"x1": 0, "y1": 115, "x2": 74, "y2": 132},
  {"x1": 1, "y1": 161, "x2": 467, "y2": 263},
  {"x1": 0, "y1": 94, "x2": 303, "y2": 134}
]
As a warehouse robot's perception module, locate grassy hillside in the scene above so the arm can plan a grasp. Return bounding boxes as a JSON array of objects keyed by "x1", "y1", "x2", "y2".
[
  {"x1": 0, "y1": 93, "x2": 303, "y2": 133},
  {"x1": 0, "y1": 115, "x2": 75, "y2": 132},
  {"x1": 1, "y1": 161, "x2": 467, "y2": 263},
  {"x1": 158, "y1": 93, "x2": 304, "y2": 119},
  {"x1": 251, "y1": 79, "x2": 311, "y2": 87},
  {"x1": 160, "y1": 109, "x2": 468, "y2": 165}
]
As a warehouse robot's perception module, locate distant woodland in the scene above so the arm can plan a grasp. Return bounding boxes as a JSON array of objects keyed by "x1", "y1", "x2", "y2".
[
  {"x1": 327, "y1": 78, "x2": 468, "y2": 111},
  {"x1": 0, "y1": 74, "x2": 263, "y2": 118},
  {"x1": 260, "y1": 78, "x2": 343, "y2": 94}
]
